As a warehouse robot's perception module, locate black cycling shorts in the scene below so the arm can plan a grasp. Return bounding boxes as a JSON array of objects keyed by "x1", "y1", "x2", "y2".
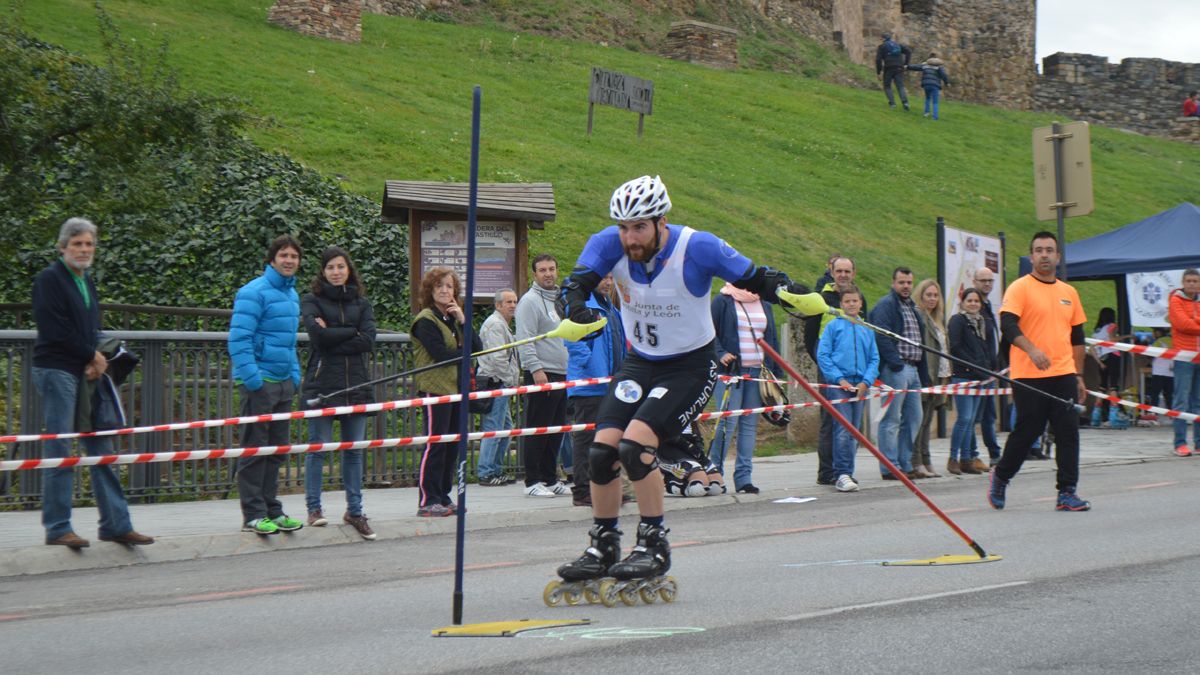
[{"x1": 595, "y1": 341, "x2": 718, "y2": 444}]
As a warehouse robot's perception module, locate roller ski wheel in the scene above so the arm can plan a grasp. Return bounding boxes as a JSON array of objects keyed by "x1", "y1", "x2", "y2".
[
  {"x1": 598, "y1": 579, "x2": 620, "y2": 608},
  {"x1": 543, "y1": 580, "x2": 565, "y2": 607},
  {"x1": 658, "y1": 576, "x2": 678, "y2": 603}
]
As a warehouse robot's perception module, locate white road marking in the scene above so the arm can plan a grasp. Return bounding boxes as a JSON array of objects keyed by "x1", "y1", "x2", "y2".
[{"x1": 777, "y1": 580, "x2": 1029, "y2": 621}]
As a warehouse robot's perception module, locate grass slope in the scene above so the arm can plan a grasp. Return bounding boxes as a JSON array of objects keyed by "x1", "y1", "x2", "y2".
[{"x1": 17, "y1": 1, "x2": 1200, "y2": 313}]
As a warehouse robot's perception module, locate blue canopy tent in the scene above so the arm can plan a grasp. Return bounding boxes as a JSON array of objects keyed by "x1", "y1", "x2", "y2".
[{"x1": 1019, "y1": 202, "x2": 1200, "y2": 332}]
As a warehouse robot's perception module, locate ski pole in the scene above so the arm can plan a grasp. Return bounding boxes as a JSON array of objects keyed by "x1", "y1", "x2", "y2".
[
  {"x1": 305, "y1": 316, "x2": 606, "y2": 406},
  {"x1": 778, "y1": 289, "x2": 1084, "y2": 414},
  {"x1": 757, "y1": 338, "x2": 993, "y2": 560}
]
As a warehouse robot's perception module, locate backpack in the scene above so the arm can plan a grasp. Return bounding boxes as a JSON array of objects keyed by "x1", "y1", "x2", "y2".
[{"x1": 884, "y1": 39, "x2": 902, "y2": 57}]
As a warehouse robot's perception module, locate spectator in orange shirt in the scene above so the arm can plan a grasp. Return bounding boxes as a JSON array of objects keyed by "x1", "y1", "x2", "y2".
[
  {"x1": 1169, "y1": 269, "x2": 1200, "y2": 456},
  {"x1": 988, "y1": 231, "x2": 1090, "y2": 512}
]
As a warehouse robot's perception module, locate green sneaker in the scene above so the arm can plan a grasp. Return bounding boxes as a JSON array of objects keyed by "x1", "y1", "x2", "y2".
[
  {"x1": 242, "y1": 518, "x2": 279, "y2": 535},
  {"x1": 272, "y1": 514, "x2": 304, "y2": 532}
]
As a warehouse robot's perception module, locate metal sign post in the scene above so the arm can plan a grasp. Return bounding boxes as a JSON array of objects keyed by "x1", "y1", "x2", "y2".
[{"x1": 1032, "y1": 121, "x2": 1094, "y2": 280}]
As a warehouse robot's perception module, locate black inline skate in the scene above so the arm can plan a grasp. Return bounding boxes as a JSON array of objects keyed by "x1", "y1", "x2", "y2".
[
  {"x1": 543, "y1": 524, "x2": 621, "y2": 607},
  {"x1": 603, "y1": 522, "x2": 678, "y2": 606}
]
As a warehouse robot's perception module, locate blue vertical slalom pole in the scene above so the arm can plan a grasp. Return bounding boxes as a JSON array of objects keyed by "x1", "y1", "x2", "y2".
[{"x1": 452, "y1": 85, "x2": 481, "y2": 625}]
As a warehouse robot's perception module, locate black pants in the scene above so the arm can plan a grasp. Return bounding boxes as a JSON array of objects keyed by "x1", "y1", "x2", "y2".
[
  {"x1": 569, "y1": 395, "x2": 603, "y2": 499},
  {"x1": 521, "y1": 371, "x2": 567, "y2": 487},
  {"x1": 882, "y1": 68, "x2": 908, "y2": 106},
  {"x1": 996, "y1": 374, "x2": 1080, "y2": 492},
  {"x1": 237, "y1": 380, "x2": 295, "y2": 523},
  {"x1": 1147, "y1": 374, "x2": 1174, "y2": 408},
  {"x1": 418, "y1": 396, "x2": 460, "y2": 508},
  {"x1": 816, "y1": 372, "x2": 835, "y2": 483}
]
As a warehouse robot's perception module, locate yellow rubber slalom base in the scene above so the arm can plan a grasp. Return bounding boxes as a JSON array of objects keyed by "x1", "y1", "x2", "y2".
[
  {"x1": 882, "y1": 554, "x2": 1003, "y2": 566},
  {"x1": 431, "y1": 618, "x2": 591, "y2": 638}
]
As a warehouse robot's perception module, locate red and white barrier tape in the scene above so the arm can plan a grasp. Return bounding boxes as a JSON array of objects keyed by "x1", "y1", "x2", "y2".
[
  {"x1": 1087, "y1": 390, "x2": 1200, "y2": 423},
  {"x1": 0, "y1": 422, "x2": 596, "y2": 472},
  {"x1": 1086, "y1": 338, "x2": 1200, "y2": 364},
  {"x1": 0, "y1": 377, "x2": 613, "y2": 445},
  {"x1": 0, "y1": 394, "x2": 895, "y2": 472}
]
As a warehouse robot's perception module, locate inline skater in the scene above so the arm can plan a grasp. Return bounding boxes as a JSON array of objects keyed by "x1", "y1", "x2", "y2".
[{"x1": 546, "y1": 175, "x2": 826, "y2": 606}]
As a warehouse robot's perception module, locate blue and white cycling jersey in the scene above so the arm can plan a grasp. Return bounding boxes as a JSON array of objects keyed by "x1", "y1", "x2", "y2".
[{"x1": 575, "y1": 223, "x2": 753, "y2": 360}]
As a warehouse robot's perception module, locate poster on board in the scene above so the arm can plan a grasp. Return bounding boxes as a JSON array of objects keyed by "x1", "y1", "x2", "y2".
[
  {"x1": 1127, "y1": 269, "x2": 1185, "y2": 328},
  {"x1": 419, "y1": 220, "x2": 517, "y2": 297},
  {"x1": 943, "y1": 225, "x2": 1003, "y2": 320}
]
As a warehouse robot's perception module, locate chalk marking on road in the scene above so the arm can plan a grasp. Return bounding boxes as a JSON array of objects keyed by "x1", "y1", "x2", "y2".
[
  {"x1": 177, "y1": 584, "x2": 306, "y2": 602},
  {"x1": 768, "y1": 523, "x2": 845, "y2": 536},
  {"x1": 1130, "y1": 481, "x2": 1179, "y2": 490},
  {"x1": 777, "y1": 581, "x2": 1029, "y2": 621},
  {"x1": 416, "y1": 561, "x2": 522, "y2": 575},
  {"x1": 519, "y1": 626, "x2": 707, "y2": 641},
  {"x1": 673, "y1": 540, "x2": 703, "y2": 548},
  {"x1": 916, "y1": 507, "x2": 975, "y2": 516},
  {"x1": 0, "y1": 613, "x2": 29, "y2": 622},
  {"x1": 781, "y1": 559, "x2": 898, "y2": 568},
  {"x1": 1032, "y1": 496, "x2": 1056, "y2": 503}
]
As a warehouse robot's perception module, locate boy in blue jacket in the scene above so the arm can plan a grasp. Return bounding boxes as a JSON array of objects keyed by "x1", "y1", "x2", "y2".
[
  {"x1": 817, "y1": 286, "x2": 880, "y2": 492},
  {"x1": 566, "y1": 275, "x2": 627, "y2": 506}
]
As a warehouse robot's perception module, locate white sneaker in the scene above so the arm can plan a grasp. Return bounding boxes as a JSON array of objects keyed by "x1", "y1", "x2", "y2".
[
  {"x1": 835, "y1": 474, "x2": 859, "y2": 492},
  {"x1": 524, "y1": 482, "x2": 556, "y2": 497},
  {"x1": 549, "y1": 481, "x2": 572, "y2": 495}
]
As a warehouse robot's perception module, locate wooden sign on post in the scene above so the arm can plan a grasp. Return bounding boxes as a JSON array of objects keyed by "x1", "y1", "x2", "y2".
[{"x1": 587, "y1": 67, "x2": 654, "y2": 137}]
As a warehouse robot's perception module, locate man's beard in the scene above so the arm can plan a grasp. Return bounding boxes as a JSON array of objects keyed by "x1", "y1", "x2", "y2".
[{"x1": 623, "y1": 244, "x2": 653, "y2": 263}]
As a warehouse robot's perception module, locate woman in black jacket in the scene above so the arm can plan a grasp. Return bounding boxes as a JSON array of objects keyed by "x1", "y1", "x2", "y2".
[
  {"x1": 302, "y1": 246, "x2": 377, "y2": 539},
  {"x1": 946, "y1": 287, "x2": 996, "y2": 475}
]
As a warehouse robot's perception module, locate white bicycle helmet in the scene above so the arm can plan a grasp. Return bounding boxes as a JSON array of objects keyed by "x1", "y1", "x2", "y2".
[{"x1": 609, "y1": 175, "x2": 672, "y2": 222}]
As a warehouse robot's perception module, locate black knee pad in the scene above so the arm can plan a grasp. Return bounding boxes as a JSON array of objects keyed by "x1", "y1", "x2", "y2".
[
  {"x1": 588, "y1": 442, "x2": 621, "y2": 485},
  {"x1": 618, "y1": 439, "x2": 659, "y2": 481}
]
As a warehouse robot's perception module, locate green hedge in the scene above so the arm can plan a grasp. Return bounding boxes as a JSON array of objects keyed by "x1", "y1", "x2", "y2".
[{"x1": 0, "y1": 8, "x2": 409, "y2": 329}]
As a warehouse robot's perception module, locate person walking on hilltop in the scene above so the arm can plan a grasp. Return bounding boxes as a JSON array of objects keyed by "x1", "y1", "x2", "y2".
[
  {"x1": 907, "y1": 52, "x2": 951, "y2": 120},
  {"x1": 876, "y1": 33, "x2": 913, "y2": 111}
]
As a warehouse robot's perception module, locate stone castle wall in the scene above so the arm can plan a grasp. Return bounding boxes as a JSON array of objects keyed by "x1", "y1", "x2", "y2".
[
  {"x1": 1032, "y1": 53, "x2": 1200, "y2": 140},
  {"x1": 268, "y1": 0, "x2": 362, "y2": 43}
]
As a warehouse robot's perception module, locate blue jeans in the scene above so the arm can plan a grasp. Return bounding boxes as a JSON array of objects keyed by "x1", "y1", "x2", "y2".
[
  {"x1": 305, "y1": 414, "x2": 367, "y2": 515},
  {"x1": 707, "y1": 366, "x2": 763, "y2": 489},
  {"x1": 924, "y1": 86, "x2": 941, "y2": 119},
  {"x1": 33, "y1": 367, "x2": 133, "y2": 541},
  {"x1": 969, "y1": 384, "x2": 1001, "y2": 459},
  {"x1": 878, "y1": 364, "x2": 921, "y2": 475},
  {"x1": 1174, "y1": 361, "x2": 1200, "y2": 448},
  {"x1": 950, "y1": 377, "x2": 982, "y2": 460},
  {"x1": 830, "y1": 389, "x2": 864, "y2": 478},
  {"x1": 476, "y1": 395, "x2": 512, "y2": 479}
]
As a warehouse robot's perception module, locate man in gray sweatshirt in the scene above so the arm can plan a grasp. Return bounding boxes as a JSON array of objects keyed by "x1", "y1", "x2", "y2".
[{"x1": 515, "y1": 253, "x2": 571, "y2": 496}]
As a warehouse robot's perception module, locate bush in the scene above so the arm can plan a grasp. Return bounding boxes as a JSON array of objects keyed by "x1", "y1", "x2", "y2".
[{"x1": 0, "y1": 5, "x2": 409, "y2": 329}]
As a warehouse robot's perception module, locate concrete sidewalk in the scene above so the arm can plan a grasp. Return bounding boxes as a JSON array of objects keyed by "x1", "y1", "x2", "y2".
[{"x1": 0, "y1": 424, "x2": 1175, "y2": 577}]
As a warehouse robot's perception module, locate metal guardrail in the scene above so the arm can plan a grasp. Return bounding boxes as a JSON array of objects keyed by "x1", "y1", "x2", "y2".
[{"x1": 0, "y1": 330, "x2": 528, "y2": 509}]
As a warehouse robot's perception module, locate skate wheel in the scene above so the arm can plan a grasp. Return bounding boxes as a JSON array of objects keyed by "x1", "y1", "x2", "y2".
[
  {"x1": 583, "y1": 587, "x2": 601, "y2": 604},
  {"x1": 658, "y1": 577, "x2": 678, "y2": 603},
  {"x1": 639, "y1": 586, "x2": 658, "y2": 604},
  {"x1": 564, "y1": 587, "x2": 584, "y2": 606},
  {"x1": 598, "y1": 579, "x2": 619, "y2": 608},
  {"x1": 542, "y1": 580, "x2": 564, "y2": 607},
  {"x1": 618, "y1": 584, "x2": 639, "y2": 606}
]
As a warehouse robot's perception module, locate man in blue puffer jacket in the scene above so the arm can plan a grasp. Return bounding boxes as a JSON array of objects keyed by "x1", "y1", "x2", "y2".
[
  {"x1": 566, "y1": 274, "x2": 627, "y2": 506},
  {"x1": 228, "y1": 235, "x2": 305, "y2": 536}
]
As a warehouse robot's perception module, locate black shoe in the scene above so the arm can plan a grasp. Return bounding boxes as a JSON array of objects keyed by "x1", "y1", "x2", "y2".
[
  {"x1": 816, "y1": 477, "x2": 836, "y2": 486},
  {"x1": 881, "y1": 473, "x2": 900, "y2": 481},
  {"x1": 1029, "y1": 452, "x2": 1049, "y2": 460},
  {"x1": 736, "y1": 484, "x2": 760, "y2": 494}
]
